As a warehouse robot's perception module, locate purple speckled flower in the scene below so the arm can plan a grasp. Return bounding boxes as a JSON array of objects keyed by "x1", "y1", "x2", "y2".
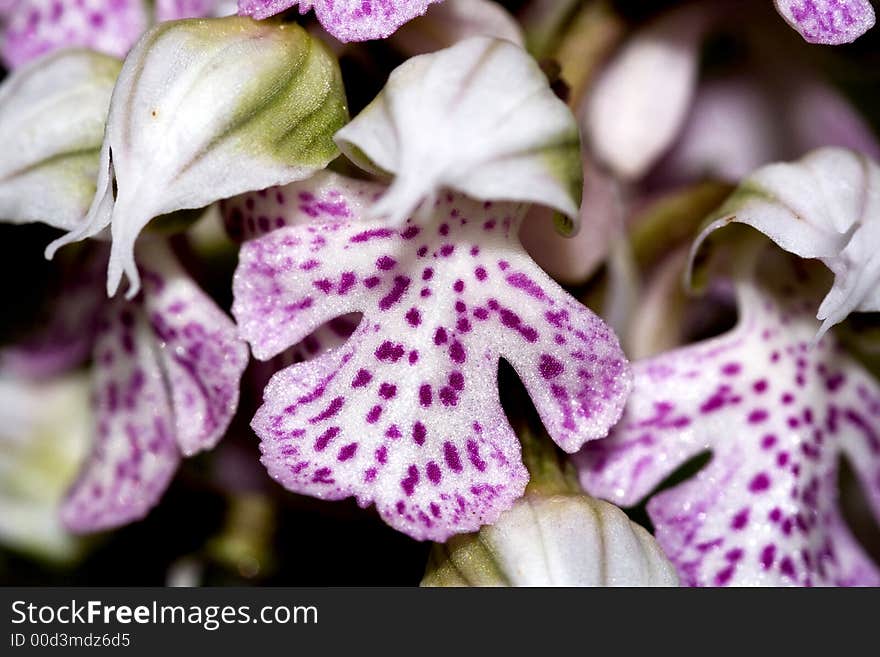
[
  {"x1": 237, "y1": 0, "x2": 441, "y2": 42},
  {"x1": 775, "y1": 0, "x2": 875, "y2": 44},
  {"x1": 12, "y1": 240, "x2": 249, "y2": 532},
  {"x1": 225, "y1": 171, "x2": 631, "y2": 540},
  {"x1": 576, "y1": 248, "x2": 880, "y2": 586},
  {"x1": 0, "y1": 0, "x2": 226, "y2": 69}
]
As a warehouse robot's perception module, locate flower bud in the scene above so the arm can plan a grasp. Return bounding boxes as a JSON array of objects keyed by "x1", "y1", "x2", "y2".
[
  {"x1": 422, "y1": 492, "x2": 678, "y2": 586},
  {"x1": 422, "y1": 422, "x2": 676, "y2": 586}
]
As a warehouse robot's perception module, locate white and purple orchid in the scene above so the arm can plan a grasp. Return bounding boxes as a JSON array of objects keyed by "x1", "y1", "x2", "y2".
[
  {"x1": 0, "y1": 0, "x2": 878, "y2": 588},
  {"x1": 577, "y1": 246, "x2": 880, "y2": 586}
]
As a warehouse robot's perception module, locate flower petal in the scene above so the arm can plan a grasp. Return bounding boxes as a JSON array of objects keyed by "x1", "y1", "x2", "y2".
[
  {"x1": 45, "y1": 16, "x2": 349, "y2": 299},
  {"x1": 138, "y1": 239, "x2": 248, "y2": 456},
  {"x1": 61, "y1": 299, "x2": 180, "y2": 532},
  {"x1": 335, "y1": 36, "x2": 582, "y2": 230},
  {"x1": 584, "y1": 4, "x2": 711, "y2": 179},
  {"x1": 690, "y1": 147, "x2": 880, "y2": 335},
  {"x1": 0, "y1": 49, "x2": 120, "y2": 230},
  {"x1": 391, "y1": 0, "x2": 524, "y2": 55},
  {"x1": 576, "y1": 250, "x2": 880, "y2": 586},
  {"x1": 1, "y1": 0, "x2": 149, "y2": 69},
  {"x1": 422, "y1": 492, "x2": 678, "y2": 586},
  {"x1": 231, "y1": 171, "x2": 630, "y2": 540},
  {"x1": 237, "y1": 0, "x2": 441, "y2": 42},
  {"x1": 774, "y1": 0, "x2": 875, "y2": 45}
]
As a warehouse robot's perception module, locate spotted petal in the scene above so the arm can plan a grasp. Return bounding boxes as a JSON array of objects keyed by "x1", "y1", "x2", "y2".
[
  {"x1": 231, "y1": 171, "x2": 630, "y2": 540},
  {"x1": 576, "y1": 251, "x2": 880, "y2": 586},
  {"x1": 335, "y1": 36, "x2": 582, "y2": 230},
  {"x1": 61, "y1": 298, "x2": 181, "y2": 532},
  {"x1": 62, "y1": 240, "x2": 247, "y2": 531},
  {"x1": 45, "y1": 16, "x2": 349, "y2": 299},
  {"x1": 774, "y1": 0, "x2": 875, "y2": 45},
  {"x1": 138, "y1": 239, "x2": 249, "y2": 456},
  {"x1": 0, "y1": 49, "x2": 120, "y2": 230},
  {"x1": 237, "y1": 0, "x2": 441, "y2": 42},
  {"x1": 691, "y1": 147, "x2": 880, "y2": 337},
  {"x1": 1, "y1": 0, "x2": 149, "y2": 68}
]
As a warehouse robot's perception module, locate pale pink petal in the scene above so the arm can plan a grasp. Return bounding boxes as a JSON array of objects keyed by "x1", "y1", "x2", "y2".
[
  {"x1": 237, "y1": 0, "x2": 441, "y2": 42},
  {"x1": 774, "y1": 0, "x2": 875, "y2": 44},
  {"x1": 231, "y1": 171, "x2": 631, "y2": 540},
  {"x1": 577, "y1": 252, "x2": 880, "y2": 586}
]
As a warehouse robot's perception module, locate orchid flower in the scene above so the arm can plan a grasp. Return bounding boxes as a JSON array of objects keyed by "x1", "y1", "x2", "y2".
[
  {"x1": 0, "y1": 373, "x2": 91, "y2": 561},
  {"x1": 0, "y1": 34, "x2": 254, "y2": 530},
  {"x1": 237, "y1": 0, "x2": 442, "y2": 43},
  {"x1": 691, "y1": 147, "x2": 880, "y2": 337},
  {"x1": 0, "y1": 0, "x2": 232, "y2": 69},
  {"x1": 576, "y1": 243, "x2": 880, "y2": 586},
  {"x1": 222, "y1": 36, "x2": 628, "y2": 540},
  {"x1": 43, "y1": 16, "x2": 349, "y2": 299},
  {"x1": 0, "y1": 240, "x2": 250, "y2": 533},
  {"x1": 226, "y1": 169, "x2": 630, "y2": 540}
]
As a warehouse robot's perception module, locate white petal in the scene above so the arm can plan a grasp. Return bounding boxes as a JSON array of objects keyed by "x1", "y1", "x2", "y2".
[
  {"x1": 422, "y1": 493, "x2": 678, "y2": 586},
  {"x1": 584, "y1": 4, "x2": 712, "y2": 179},
  {"x1": 46, "y1": 16, "x2": 349, "y2": 298},
  {"x1": 690, "y1": 147, "x2": 880, "y2": 335},
  {"x1": 335, "y1": 36, "x2": 582, "y2": 231},
  {"x1": 0, "y1": 49, "x2": 120, "y2": 230}
]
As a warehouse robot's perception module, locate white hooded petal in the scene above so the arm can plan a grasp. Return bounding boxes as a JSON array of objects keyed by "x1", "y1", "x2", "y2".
[
  {"x1": 421, "y1": 492, "x2": 678, "y2": 586},
  {"x1": 690, "y1": 147, "x2": 880, "y2": 336},
  {"x1": 0, "y1": 49, "x2": 121, "y2": 230},
  {"x1": 335, "y1": 36, "x2": 582, "y2": 232},
  {"x1": 45, "y1": 16, "x2": 349, "y2": 298}
]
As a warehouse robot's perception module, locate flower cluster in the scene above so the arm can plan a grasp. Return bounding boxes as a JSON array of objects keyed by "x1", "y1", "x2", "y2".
[{"x1": 0, "y1": 0, "x2": 878, "y2": 587}]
